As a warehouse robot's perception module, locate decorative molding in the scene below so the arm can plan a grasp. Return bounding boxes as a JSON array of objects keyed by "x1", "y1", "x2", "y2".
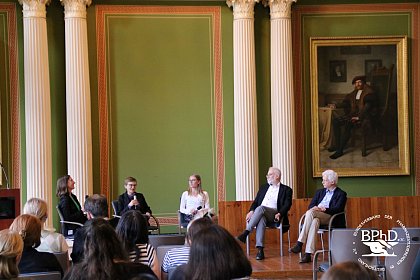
[
  {"x1": 263, "y1": 0, "x2": 296, "y2": 19},
  {"x1": 96, "y1": 6, "x2": 225, "y2": 205},
  {"x1": 0, "y1": 4, "x2": 21, "y2": 190},
  {"x1": 60, "y1": 0, "x2": 91, "y2": 19},
  {"x1": 226, "y1": 0, "x2": 259, "y2": 20},
  {"x1": 19, "y1": 0, "x2": 50, "y2": 18}
]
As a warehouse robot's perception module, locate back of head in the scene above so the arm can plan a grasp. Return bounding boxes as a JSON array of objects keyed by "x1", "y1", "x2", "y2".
[
  {"x1": 186, "y1": 217, "x2": 213, "y2": 244},
  {"x1": 187, "y1": 224, "x2": 252, "y2": 280},
  {"x1": 0, "y1": 229, "x2": 23, "y2": 279},
  {"x1": 56, "y1": 175, "x2": 70, "y2": 197},
  {"x1": 9, "y1": 214, "x2": 41, "y2": 249},
  {"x1": 321, "y1": 261, "x2": 377, "y2": 280},
  {"x1": 23, "y1": 198, "x2": 48, "y2": 221},
  {"x1": 84, "y1": 194, "x2": 108, "y2": 218},
  {"x1": 71, "y1": 218, "x2": 127, "y2": 280},
  {"x1": 116, "y1": 211, "x2": 149, "y2": 253}
]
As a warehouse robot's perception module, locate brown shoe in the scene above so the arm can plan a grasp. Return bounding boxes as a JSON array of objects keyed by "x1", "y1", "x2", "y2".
[
  {"x1": 289, "y1": 243, "x2": 302, "y2": 254},
  {"x1": 299, "y1": 253, "x2": 311, "y2": 263}
]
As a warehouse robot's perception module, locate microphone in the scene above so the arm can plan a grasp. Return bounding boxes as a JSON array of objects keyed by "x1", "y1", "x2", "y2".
[
  {"x1": 0, "y1": 162, "x2": 10, "y2": 189},
  {"x1": 133, "y1": 195, "x2": 137, "y2": 210},
  {"x1": 197, "y1": 206, "x2": 202, "y2": 210}
]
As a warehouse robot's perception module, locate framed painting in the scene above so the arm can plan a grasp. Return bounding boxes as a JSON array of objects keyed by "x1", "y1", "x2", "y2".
[
  {"x1": 310, "y1": 36, "x2": 409, "y2": 177},
  {"x1": 329, "y1": 60, "x2": 347, "y2": 82}
]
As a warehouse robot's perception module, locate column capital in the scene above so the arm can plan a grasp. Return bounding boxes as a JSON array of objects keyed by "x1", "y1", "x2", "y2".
[
  {"x1": 263, "y1": 0, "x2": 297, "y2": 19},
  {"x1": 226, "y1": 0, "x2": 259, "y2": 20},
  {"x1": 60, "y1": 0, "x2": 91, "y2": 19},
  {"x1": 19, "y1": 0, "x2": 50, "y2": 18}
]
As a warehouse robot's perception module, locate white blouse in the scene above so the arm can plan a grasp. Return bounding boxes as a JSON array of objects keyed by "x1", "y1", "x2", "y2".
[{"x1": 179, "y1": 191, "x2": 210, "y2": 216}]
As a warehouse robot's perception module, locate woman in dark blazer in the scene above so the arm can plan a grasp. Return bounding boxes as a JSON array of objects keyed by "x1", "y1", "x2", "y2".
[{"x1": 56, "y1": 175, "x2": 87, "y2": 228}]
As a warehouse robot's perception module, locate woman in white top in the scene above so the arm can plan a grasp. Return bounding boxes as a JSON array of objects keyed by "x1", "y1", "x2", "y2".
[
  {"x1": 23, "y1": 198, "x2": 69, "y2": 253},
  {"x1": 179, "y1": 174, "x2": 210, "y2": 225}
]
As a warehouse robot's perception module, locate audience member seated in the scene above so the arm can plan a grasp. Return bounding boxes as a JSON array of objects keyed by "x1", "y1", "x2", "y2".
[
  {"x1": 71, "y1": 194, "x2": 117, "y2": 263},
  {"x1": 64, "y1": 218, "x2": 156, "y2": 280},
  {"x1": 179, "y1": 174, "x2": 211, "y2": 227},
  {"x1": 23, "y1": 198, "x2": 68, "y2": 253},
  {"x1": 170, "y1": 224, "x2": 252, "y2": 280},
  {"x1": 161, "y1": 217, "x2": 213, "y2": 280},
  {"x1": 9, "y1": 214, "x2": 63, "y2": 276},
  {"x1": 116, "y1": 210, "x2": 159, "y2": 277},
  {"x1": 117, "y1": 177, "x2": 152, "y2": 217},
  {"x1": 320, "y1": 261, "x2": 378, "y2": 280},
  {"x1": 0, "y1": 229, "x2": 23, "y2": 279},
  {"x1": 290, "y1": 169, "x2": 347, "y2": 263},
  {"x1": 56, "y1": 175, "x2": 87, "y2": 231}
]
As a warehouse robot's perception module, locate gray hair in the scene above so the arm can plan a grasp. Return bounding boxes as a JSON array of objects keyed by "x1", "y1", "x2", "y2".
[
  {"x1": 322, "y1": 169, "x2": 338, "y2": 184},
  {"x1": 269, "y1": 167, "x2": 282, "y2": 178}
]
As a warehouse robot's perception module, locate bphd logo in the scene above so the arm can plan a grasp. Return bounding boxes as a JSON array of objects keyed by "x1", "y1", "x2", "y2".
[
  {"x1": 361, "y1": 229, "x2": 399, "y2": 256},
  {"x1": 353, "y1": 214, "x2": 410, "y2": 272}
]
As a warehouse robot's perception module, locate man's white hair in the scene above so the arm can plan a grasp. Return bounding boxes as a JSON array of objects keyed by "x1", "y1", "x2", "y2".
[{"x1": 322, "y1": 169, "x2": 338, "y2": 184}]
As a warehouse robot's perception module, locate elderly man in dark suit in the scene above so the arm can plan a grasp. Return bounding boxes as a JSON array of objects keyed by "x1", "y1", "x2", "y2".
[
  {"x1": 237, "y1": 167, "x2": 293, "y2": 260},
  {"x1": 329, "y1": 75, "x2": 378, "y2": 159},
  {"x1": 290, "y1": 169, "x2": 347, "y2": 263}
]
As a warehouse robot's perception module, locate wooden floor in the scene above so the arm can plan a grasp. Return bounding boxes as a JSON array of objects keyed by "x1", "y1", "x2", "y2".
[{"x1": 246, "y1": 246, "x2": 315, "y2": 279}]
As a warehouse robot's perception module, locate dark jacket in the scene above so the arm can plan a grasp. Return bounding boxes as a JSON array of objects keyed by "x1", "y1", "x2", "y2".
[
  {"x1": 19, "y1": 247, "x2": 63, "y2": 276},
  {"x1": 249, "y1": 183, "x2": 293, "y2": 226},
  {"x1": 58, "y1": 193, "x2": 87, "y2": 226},
  {"x1": 308, "y1": 187, "x2": 347, "y2": 227},
  {"x1": 117, "y1": 192, "x2": 152, "y2": 216}
]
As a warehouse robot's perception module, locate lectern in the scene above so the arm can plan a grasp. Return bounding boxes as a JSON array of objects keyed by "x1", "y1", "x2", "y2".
[{"x1": 0, "y1": 188, "x2": 20, "y2": 229}]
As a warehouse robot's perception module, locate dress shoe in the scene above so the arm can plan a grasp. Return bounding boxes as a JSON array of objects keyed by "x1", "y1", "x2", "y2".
[
  {"x1": 299, "y1": 253, "x2": 312, "y2": 263},
  {"x1": 327, "y1": 146, "x2": 337, "y2": 152},
  {"x1": 289, "y1": 243, "x2": 302, "y2": 254},
  {"x1": 329, "y1": 151, "x2": 343, "y2": 159},
  {"x1": 236, "y1": 230, "x2": 249, "y2": 243},
  {"x1": 256, "y1": 248, "x2": 265, "y2": 260}
]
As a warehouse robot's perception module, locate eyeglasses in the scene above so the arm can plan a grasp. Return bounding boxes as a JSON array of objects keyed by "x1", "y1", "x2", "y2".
[{"x1": 188, "y1": 179, "x2": 197, "y2": 182}]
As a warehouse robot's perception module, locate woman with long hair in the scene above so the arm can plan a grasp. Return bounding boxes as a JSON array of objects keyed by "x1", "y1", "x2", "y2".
[
  {"x1": 179, "y1": 174, "x2": 210, "y2": 226},
  {"x1": 172, "y1": 224, "x2": 252, "y2": 280},
  {"x1": 0, "y1": 229, "x2": 23, "y2": 279},
  {"x1": 56, "y1": 175, "x2": 87, "y2": 228},
  {"x1": 23, "y1": 197, "x2": 68, "y2": 253},
  {"x1": 116, "y1": 211, "x2": 159, "y2": 277},
  {"x1": 64, "y1": 218, "x2": 156, "y2": 280},
  {"x1": 9, "y1": 214, "x2": 63, "y2": 276}
]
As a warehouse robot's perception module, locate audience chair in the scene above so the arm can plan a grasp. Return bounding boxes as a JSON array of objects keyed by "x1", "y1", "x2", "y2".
[
  {"x1": 384, "y1": 241, "x2": 420, "y2": 280},
  {"x1": 149, "y1": 234, "x2": 185, "y2": 249},
  {"x1": 56, "y1": 205, "x2": 83, "y2": 238},
  {"x1": 313, "y1": 228, "x2": 378, "y2": 280},
  {"x1": 391, "y1": 227, "x2": 420, "y2": 242},
  {"x1": 298, "y1": 211, "x2": 346, "y2": 259},
  {"x1": 156, "y1": 244, "x2": 186, "y2": 270},
  {"x1": 112, "y1": 199, "x2": 160, "y2": 234},
  {"x1": 54, "y1": 251, "x2": 69, "y2": 274},
  {"x1": 19, "y1": 271, "x2": 61, "y2": 280},
  {"x1": 245, "y1": 217, "x2": 290, "y2": 257}
]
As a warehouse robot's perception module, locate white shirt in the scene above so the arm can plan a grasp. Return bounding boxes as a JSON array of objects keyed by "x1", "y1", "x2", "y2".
[
  {"x1": 261, "y1": 183, "x2": 280, "y2": 210},
  {"x1": 355, "y1": 89, "x2": 363, "y2": 100},
  {"x1": 318, "y1": 187, "x2": 336, "y2": 209},
  {"x1": 179, "y1": 191, "x2": 210, "y2": 215}
]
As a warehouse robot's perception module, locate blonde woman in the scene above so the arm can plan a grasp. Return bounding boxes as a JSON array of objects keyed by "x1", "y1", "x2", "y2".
[
  {"x1": 0, "y1": 229, "x2": 23, "y2": 279},
  {"x1": 179, "y1": 174, "x2": 210, "y2": 226},
  {"x1": 23, "y1": 198, "x2": 68, "y2": 253},
  {"x1": 9, "y1": 214, "x2": 63, "y2": 276}
]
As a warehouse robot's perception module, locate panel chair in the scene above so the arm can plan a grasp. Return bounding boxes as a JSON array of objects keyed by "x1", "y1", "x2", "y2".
[
  {"x1": 384, "y1": 241, "x2": 420, "y2": 280},
  {"x1": 298, "y1": 211, "x2": 346, "y2": 260},
  {"x1": 313, "y1": 228, "x2": 379, "y2": 280},
  {"x1": 246, "y1": 217, "x2": 291, "y2": 257},
  {"x1": 111, "y1": 199, "x2": 161, "y2": 234},
  {"x1": 55, "y1": 205, "x2": 83, "y2": 239}
]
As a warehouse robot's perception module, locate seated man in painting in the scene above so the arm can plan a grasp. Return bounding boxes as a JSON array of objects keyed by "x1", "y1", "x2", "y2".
[{"x1": 328, "y1": 75, "x2": 378, "y2": 159}]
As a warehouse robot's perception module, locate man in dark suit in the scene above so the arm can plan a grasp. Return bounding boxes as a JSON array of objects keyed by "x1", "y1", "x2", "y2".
[
  {"x1": 290, "y1": 169, "x2": 347, "y2": 263},
  {"x1": 237, "y1": 167, "x2": 293, "y2": 260},
  {"x1": 117, "y1": 176, "x2": 152, "y2": 216}
]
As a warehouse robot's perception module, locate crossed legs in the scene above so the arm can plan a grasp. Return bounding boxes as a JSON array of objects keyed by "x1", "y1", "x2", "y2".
[
  {"x1": 298, "y1": 209, "x2": 331, "y2": 254},
  {"x1": 246, "y1": 206, "x2": 277, "y2": 247}
]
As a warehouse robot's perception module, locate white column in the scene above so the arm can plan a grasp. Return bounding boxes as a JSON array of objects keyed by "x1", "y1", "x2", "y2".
[
  {"x1": 19, "y1": 0, "x2": 53, "y2": 227},
  {"x1": 61, "y1": 0, "x2": 93, "y2": 204},
  {"x1": 264, "y1": 0, "x2": 297, "y2": 192},
  {"x1": 227, "y1": 0, "x2": 259, "y2": 200}
]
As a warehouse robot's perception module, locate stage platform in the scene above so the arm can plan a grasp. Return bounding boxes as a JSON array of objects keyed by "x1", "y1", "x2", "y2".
[{"x1": 247, "y1": 246, "x2": 315, "y2": 280}]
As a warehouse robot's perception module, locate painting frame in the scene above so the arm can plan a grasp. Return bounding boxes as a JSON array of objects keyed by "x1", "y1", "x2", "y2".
[{"x1": 310, "y1": 36, "x2": 409, "y2": 177}]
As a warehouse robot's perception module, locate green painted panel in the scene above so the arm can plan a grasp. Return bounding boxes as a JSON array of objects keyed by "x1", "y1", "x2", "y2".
[
  {"x1": 106, "y1": 13, "x2": 219, "y2": 217},
  {"x1": 300, "y1": 12, "x2": 414, "y2": 197}
]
